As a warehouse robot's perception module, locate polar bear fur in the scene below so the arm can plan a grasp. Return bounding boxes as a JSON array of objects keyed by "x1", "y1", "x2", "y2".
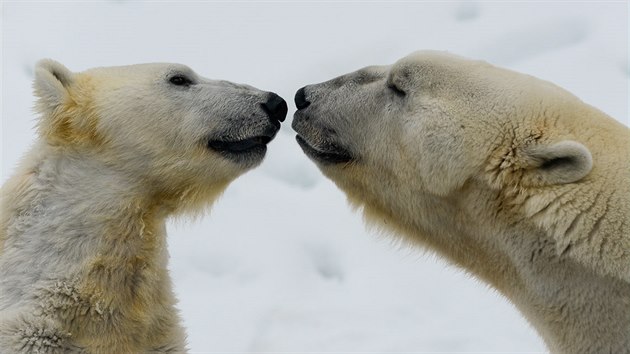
[
  {"x1": 0, "y1": 60, "x2": 285, "y2": 353},
  {"x1": 292, "y1": 50, "x2": 630, "y2": 353}
]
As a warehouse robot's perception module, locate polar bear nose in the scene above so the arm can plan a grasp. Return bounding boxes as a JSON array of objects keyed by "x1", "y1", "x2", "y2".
[
  {"x1": 294, "y1": 87, "x2": 311, "y2": 110},
  {"x1": 262, "y1": 93, "x2": 288, "y2": 124}
]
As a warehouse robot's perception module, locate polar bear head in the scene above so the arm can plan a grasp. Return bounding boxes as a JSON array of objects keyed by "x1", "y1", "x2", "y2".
[
  {"x1": 33, "y1": 60, "x2": 286, "y2": 210},
  {"x1": 292, "y1": 51, "x2": 630, "y2": 282},
  {"x1": 292, "y1": 50, "x2": 594, "y2": 198}
]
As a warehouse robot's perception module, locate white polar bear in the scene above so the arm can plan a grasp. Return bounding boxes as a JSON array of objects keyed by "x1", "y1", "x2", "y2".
[
  {"x1": 292, "y1": 50, "x2": 630, "y2": 353},
  {"x1": 0, "y1": 60, "x2": 287, "y2": 353}
]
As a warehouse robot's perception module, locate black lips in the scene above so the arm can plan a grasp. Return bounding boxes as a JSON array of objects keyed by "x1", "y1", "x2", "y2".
[
  {"x1": 295, "y1": 135, "x2": 353, "y2": 164},
  {"x1": 208, "y1": 135, "x2": 272, "y2": 153},
  {"x1": 208, "y1": 124, "x2": 279, "y2": 162}
]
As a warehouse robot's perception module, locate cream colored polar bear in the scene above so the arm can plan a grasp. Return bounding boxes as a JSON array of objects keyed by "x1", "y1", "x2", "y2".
[
  {"x1": 293, "y1": 50, "x2": 630, "y2": 353},
  {"x1": 0, "y1": 60, "x2": 286, "y2": 353}
]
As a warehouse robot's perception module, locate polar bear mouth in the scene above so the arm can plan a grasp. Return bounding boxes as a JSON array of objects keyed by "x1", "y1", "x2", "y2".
[
  {"x1": 208, "y1": 136, "x2": 272, "y2": 154},
  {"x1": 295, "y1": 135, "x2": 354, "y2": 164},
  {"x1": 207, "y1": 124, "x2": 279, "y2": 163}
]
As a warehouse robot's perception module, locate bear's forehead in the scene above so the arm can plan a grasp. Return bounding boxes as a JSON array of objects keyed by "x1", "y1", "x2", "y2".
[
  {"x1": 395, "y1": 51, "x2": 487, "y2": 76},
  {"x1": 390, "y1": 51, "x2": 528, "y2": 93},
  {"x1": 83, "y1": 63, "x2": 194, "y2": 79},
  {"x1": 406, "y1": 50, "x2": 465, "y2": 62}
]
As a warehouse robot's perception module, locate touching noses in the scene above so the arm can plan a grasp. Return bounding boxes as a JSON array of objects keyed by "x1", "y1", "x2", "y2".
[{"x1": 262, "y1": 93, "x2": 288, "y2": 126}]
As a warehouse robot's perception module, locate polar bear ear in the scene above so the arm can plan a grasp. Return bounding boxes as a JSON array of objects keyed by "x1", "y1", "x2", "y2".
[
  {"x1": 33, "y1": 59, "x2": 75, "y2": 113},
  {"x1": 521, "y1": 140, "x2": 593, "y2": 186}
]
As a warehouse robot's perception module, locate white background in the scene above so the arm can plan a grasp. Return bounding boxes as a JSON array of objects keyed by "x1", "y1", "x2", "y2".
[{"x1": 2, "y1": 1, "x2": 628, "y2": 352}]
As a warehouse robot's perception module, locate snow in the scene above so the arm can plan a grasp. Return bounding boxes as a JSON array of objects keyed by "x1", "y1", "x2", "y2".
[{"x1": 1, "y1": 1, "x2": 627, "y2": 352}]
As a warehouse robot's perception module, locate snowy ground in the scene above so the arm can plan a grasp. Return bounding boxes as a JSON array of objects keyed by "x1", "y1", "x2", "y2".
[{"x1": 1, "y1": 1, "x2": 628, "y2": 352}]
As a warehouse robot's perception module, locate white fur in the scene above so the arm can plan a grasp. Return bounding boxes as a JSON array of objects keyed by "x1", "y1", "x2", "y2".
[
  {"x1": 1, "y1": 60, "x2": 280, "y2": 353},
  {"x1": 293, "y1": 50, "x2": 630, "y2": 353}
]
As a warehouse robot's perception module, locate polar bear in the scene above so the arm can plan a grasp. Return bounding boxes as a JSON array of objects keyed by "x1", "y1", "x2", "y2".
[
  {"x1": 0, "y1": 60, "x2": 287, "y2": 353},
  {"x1": 292, "y1": 50, "x2": 630, "y2": 353}
]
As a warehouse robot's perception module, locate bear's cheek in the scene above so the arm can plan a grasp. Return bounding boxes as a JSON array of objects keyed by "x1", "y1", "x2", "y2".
[{"x1": 44, "y1": 99, "x2": 104, "y2": 147}]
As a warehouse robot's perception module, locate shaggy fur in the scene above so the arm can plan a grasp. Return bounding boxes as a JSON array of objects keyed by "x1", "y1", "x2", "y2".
[
  {"x1": 0, "y1": 60, "x2": 282, "y2": 353},
  {"x1": 293, "y1": 50, "x2": 630, "y2": 353}
]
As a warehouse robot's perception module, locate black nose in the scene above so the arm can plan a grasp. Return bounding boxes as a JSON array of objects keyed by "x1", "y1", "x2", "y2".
[
  {"x1": 294, "y1": 87, "x2": 311, "y2": 110},
  {"x1": 262, "y1": 92, "x2": 288, "y2": 124}
]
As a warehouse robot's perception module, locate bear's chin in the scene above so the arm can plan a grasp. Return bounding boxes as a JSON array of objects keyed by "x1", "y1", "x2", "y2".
[{"x1": 295, "y1": 135, "x2": 354, "y2": 164}]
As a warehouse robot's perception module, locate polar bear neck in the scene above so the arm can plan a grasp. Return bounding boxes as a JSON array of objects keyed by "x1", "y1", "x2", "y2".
[
  {"x1": 353, "y1": 177, "x2": 630, "y2": 353},
  {"x1": 0, "y1": 143, "x2": 179, "y2": 315}
]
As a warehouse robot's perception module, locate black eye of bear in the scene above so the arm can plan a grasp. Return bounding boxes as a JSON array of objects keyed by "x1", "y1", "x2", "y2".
[
  {"x1": 169, "y1": 75, "x2": 193, "y2": 87},
  {"x1": 387, "y1": 82, "x2": 406, "y2": 97}
]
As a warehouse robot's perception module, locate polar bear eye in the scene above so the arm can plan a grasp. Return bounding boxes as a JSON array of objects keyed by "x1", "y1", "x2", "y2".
[
  {"x1": 387, "y1": 82, "x2": 406, "y2": 97},
  {"x1": 169, "y1": 75, "x2": 193, "y2": 87}
]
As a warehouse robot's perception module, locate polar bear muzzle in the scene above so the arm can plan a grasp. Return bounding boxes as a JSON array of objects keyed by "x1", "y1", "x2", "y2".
[
  {"x1": 208, "y1": 92, "x2": 286, "y2": 163},
  {"x1": 292, "y1": 87, "x2": 354, "y2": 164}
]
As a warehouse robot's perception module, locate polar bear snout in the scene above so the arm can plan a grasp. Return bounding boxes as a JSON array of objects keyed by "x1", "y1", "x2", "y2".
[
  {"x1": 294, "y1": 87, "x2": 311, "y2": 110},
  {"x1": 207, "y1": 114, "x2": 280, "y2": 164},
  {"x1": 202, "y1": 90, "x2": 285, "y2": 166},
  {"x1": 261, "y1": 92, "x2": 288, "y2": 126},
  {"x1": 292, "y1": 86, "x2": 354, "y2": 165}
]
